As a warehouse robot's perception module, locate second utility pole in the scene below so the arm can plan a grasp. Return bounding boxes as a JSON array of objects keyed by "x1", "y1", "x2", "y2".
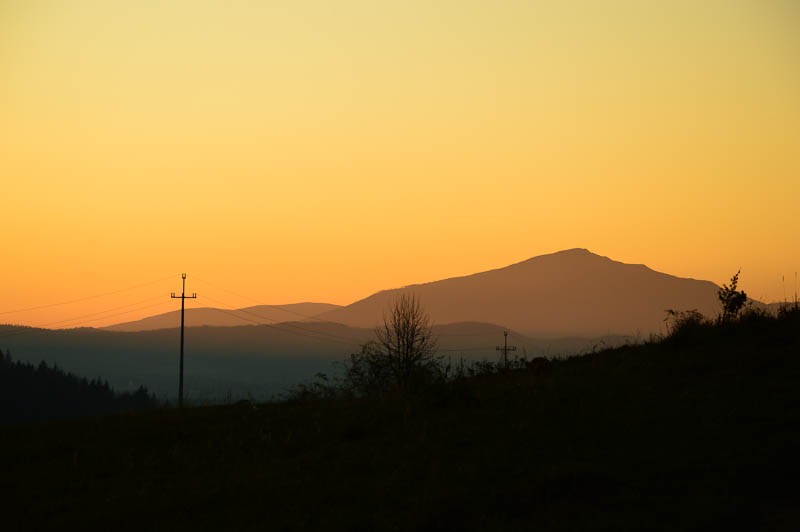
[
  {"x1": 171, "y1": 273, "x2": 196, "y2": 408},
  {"x1": 496, "y1": 330, "x2": 517, "y2": 368}
]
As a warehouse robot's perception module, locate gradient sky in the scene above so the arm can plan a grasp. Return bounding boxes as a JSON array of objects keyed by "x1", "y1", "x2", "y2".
[{"x1": 2, "y1": 0, "x2": 798, "y2": 328}]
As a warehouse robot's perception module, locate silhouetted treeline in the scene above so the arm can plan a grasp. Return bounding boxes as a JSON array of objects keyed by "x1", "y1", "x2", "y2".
[{"x1": 0, "y1": 350, "x2": 157, "y2": 423}]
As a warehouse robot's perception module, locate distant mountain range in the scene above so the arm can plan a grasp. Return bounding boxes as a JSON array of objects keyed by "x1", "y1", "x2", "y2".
[
  {"x1": 0, "y1": 321, "x2": 613, "y2": 401},
  {"x1": 4, "y1": 248, "x2": 763, "y2": 400},
  {"x1": 108, "y1": 249, "x2": 742, "y2": 336},
  {"x1": 104, "y1": 303, "x2": 342, "y2": 332}
]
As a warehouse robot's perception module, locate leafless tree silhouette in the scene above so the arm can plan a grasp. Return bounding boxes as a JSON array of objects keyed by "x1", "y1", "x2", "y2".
[
  {"x1": 375, "y1": 292, "x2": 438, "y2": 388},
  {"x1": 344, "y1": 293, "x2": 439, "y2": 394}
]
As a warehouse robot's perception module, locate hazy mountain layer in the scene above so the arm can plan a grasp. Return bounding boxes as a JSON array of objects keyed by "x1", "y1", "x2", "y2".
[
  {"x1": 105, "y1": 303, "x2": 342, "y2": 332},
  {"x1": 0, "y1": 321, "x2": 618, "y2": 401}
]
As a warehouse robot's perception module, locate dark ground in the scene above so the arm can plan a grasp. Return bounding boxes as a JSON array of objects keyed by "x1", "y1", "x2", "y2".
[{"x1": 2, "y1": 309, "x2": 799, "y2": 531}]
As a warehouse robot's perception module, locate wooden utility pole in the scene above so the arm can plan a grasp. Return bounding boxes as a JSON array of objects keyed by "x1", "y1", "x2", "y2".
[
  {"x1": 171, "y1": 273, "x2": 196, "y2": 408},
  {"x1": 496, "y1": 330, "x2": 517, "y2": 368}
]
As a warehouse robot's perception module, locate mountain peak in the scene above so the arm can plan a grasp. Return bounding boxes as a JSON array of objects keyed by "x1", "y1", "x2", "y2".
[
  {"x1": 532, "y1": 248, "x2": 604, "y2": 260},
  {"x1": 512, "y1": 248, "x2": 608, "y2": 268},
  {"x1": 557, "y1": 247, "x2": 592, "y2": 254},
  {"x1": 318, "y1": 250, "x2": 722, "y2": 336},
  {"x1": 551, "y1": 248, "x2": 601, "y2": 259}
]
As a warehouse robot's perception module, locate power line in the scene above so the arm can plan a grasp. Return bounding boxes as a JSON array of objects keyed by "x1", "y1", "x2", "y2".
[
  {"x1": 191, "y1": 277, "x2": 513, "y2": 350},
  {"x1": 0, "y1": 297, "x2": 169, "y2": 331},
  {"x1": 0, "y1": 275, "x2": 174, "y2": 315},
  {"x1": 0, "y1": 299, "x2": 174, "y2": 339},
  {"x1": 191, "y1": 279, "x2": 499, "y2": 351},
  {"x1": 38, "y1": 296, "x2": 168, "y2": 328},
  {"x1": 439, "y1": 346, "x2": 496, "y2": 352},
  {"x1": 0, "y1": 273, "x2": 501, "y2": 354},
  {"x1": 198, "y1": 292, "x2": 363, "y2": 346},
  {"x1": 198, "y1": 294, "x2": 360, "y2": 347},
  {"x1": 0, "y1": 285, "x2": 359, "y2": 348},
  {"x1": 209, "y1": 306, "x2": 356, "y2": 346},
  {"x1": 223, "y1": 301, "x2": 488, "y2": 353},
  {"x1": 202, "y1": 298, "x2": 490, "y2": 352},
  {"x1": 436, "y1": 331, "x2": 498, "y2": 337},
  {"x1": 235, "y1": 307, "x2": 363, "y2": 345},
  {"x1": 191, "y1": 276, "x2": 339, "y2": 324}
]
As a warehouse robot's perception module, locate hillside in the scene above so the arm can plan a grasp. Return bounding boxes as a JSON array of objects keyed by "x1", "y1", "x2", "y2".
[
  {"x1": 2, "y1": 308, "x2": 798, "y2": 530},
  {"x1": 105, "y1": 302, "x2": 342, "y2": 332},
  {"x1": 319, "y1": 248, "x2": 724, "y2": 336}
]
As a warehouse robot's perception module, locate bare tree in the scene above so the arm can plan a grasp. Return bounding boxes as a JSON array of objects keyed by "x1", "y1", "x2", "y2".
[
  {"x1": 344, "y1": 292, "x2": 439, "y2": 394},
  {"x1": 375, "y1": 292, "x2": 438, "y2": 388}
]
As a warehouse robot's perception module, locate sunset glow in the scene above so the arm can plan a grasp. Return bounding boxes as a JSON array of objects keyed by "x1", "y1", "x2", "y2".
[{"x1": 2, "y1": 0, "x2": 798, "y2": 327}]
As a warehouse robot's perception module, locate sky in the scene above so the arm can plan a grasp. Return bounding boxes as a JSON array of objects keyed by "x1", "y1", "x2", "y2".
[{"x1": 1, "y1": 0, "x2": 799, "y2": 328}]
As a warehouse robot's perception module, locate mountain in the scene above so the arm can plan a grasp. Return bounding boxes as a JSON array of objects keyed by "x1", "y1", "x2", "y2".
[
  {"x1": 105, "y1": 303, "x2": 342, "y2": 332},
  {"x1": 317, "y1": 249, "x2": 724, "y2": 336}
]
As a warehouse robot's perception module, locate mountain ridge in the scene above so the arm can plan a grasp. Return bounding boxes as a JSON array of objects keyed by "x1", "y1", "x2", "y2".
[
  {"x1": 104, "y1": 302, "x2": 342, "y2": 332},
  {"x1": 105, "y1": 249, "x2": 737, "y2": 337},
  {"x1": 317, "y1": 248, "x2": 725, "y2": 336}
]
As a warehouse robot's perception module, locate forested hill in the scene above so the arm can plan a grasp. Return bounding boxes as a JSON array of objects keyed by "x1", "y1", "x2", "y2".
[{"x1": 0, "y1": 350, "x2": 157, "y2": 423}]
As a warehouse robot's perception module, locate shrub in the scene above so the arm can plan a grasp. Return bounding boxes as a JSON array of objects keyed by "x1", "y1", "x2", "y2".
[{"x1": 718, "y1": 270, "x2": 747, "y2": 323}]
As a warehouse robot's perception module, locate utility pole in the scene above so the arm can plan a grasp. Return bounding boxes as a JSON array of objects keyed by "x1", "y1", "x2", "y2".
[
  {"x1": 496, "y1": 330, "x2": 517, "y2": 368},
  {"x1": 171, "y1": 273, "x2": 196, "y2": 408}
]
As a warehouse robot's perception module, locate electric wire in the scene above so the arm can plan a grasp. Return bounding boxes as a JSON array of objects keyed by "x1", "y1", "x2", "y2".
[
  {"x1": 195, "y1": 277, "x2": 512, "y2": 352},
  {"x1": 192, "y1": 276, "x2": 492, "y2": 345},
  {"x1": 438, "y1": 346, "x2": 497, "y2": 352},
  {"x1": 197, "y1": 293, "x2": 362, "y2": 347},
  {"x1": 206, "y1": 306, "x2": 359, "y2": 347},
  {"x1": 0, "y1": 298, "x2": 174, "y2": 339},
  {"x1": 1, "y1": 273, "x2": 507, "y2": 355},
  {"x1": 0, "y1": 275, "x2": 175, "y2": 315},
  {"x1": 196, "y1": 283, "x2": 366, "y2": 345},
  {"x1": 200, "y1": 292, "x2": 491, "y2": 353},
  {"x1": 191, "y1": 276, "x2": 339, "y2": 324},
  {"x1": 35, "y1": 295, "x2": 168, "y2": 328}
]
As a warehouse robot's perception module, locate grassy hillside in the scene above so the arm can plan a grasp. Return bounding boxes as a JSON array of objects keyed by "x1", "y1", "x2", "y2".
[{"x1": 2, "y1": 308, "x2": 798, "y2": 530}]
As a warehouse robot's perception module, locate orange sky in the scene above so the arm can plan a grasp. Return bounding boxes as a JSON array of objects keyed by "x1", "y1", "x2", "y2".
[{"x1": 2, "y1": 0, "x2": 799, "y2": 328}]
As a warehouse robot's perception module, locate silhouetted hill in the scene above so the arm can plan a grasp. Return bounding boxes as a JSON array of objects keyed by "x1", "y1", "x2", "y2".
[
  {"x1": 104, "y1": 302, "x2": 342, "y2": 331},
  {"x1": 319, "y1": 249, "x2": 725, "y2": 336},
  {"x1": 3, "y1": 308, "x2": 798, "y2": 530}
]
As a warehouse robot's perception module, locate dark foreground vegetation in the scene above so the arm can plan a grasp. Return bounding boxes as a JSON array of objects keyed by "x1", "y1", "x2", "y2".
[
  {"x1": 2, "y1": 305, "x2": 799, "y2": 531},
  {"x1": 0, "y1": 352, "x2": 157, "y2": 423}
]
